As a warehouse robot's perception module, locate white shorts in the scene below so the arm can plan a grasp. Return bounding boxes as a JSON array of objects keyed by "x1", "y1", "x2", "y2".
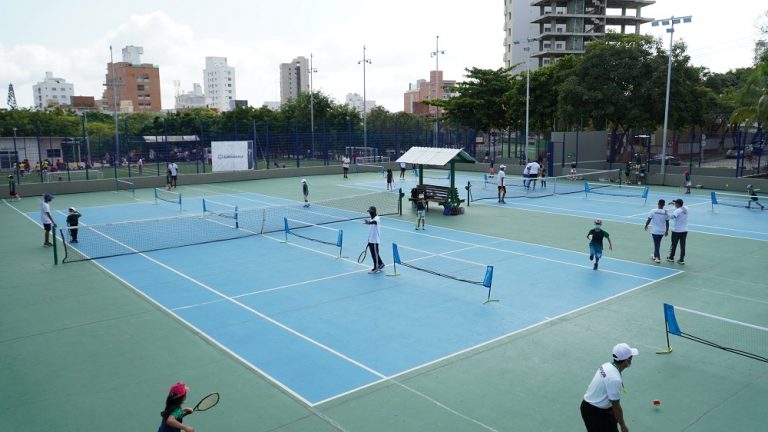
[{"x1": 417, "y1": 210, "x2": 426, "y2": 219}]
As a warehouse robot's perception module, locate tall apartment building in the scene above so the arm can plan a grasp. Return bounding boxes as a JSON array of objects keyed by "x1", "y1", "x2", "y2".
[
  {"x1": 504, "y1": 0, "x2": 654, "y2": 70},
  {"x1": 346, "y1": 93, "x2": 375, "y2": 114},
  {"x1": 203, "y1": 57, "x2": 236, "y2": 112},
  {"x1": 403, "y1": 70, "x2": 455, "y2": 115},
  {"x1": 102, "y1": 46, "x2": 161, "y2": 112},
  {"x1": 279, "y1": 56, "x2": 309, "y2": 104},
  {"x1": 32, "y1": 72, "x2": 75, "y2": 109},
  {"x1": 175, "y1": 83, "x2": 206, "y2": 110}
]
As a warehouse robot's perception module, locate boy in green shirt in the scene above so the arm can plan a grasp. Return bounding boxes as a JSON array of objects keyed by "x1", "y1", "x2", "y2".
[{"x1": 587, "y1": 219, "x2": 613, "y2": 270}]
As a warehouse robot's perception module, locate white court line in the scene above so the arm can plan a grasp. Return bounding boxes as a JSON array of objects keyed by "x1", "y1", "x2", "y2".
[{"x1": 700, "y1": 288, "x2": 768, "y2": 305}]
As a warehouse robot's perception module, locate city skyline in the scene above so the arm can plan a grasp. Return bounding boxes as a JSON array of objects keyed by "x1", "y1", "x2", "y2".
[{"x1": 1, "y1": 0, "x2": 766, "y2": 112}]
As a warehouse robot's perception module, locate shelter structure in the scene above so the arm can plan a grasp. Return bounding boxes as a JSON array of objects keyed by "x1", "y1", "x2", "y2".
[{"x1": 396, "y1": 147, "x2": 477, "y2": 207}]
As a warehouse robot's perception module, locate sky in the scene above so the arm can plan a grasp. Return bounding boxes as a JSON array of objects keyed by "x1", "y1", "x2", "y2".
[{"x1": 1, "y1": 0, "x2": 765, "y2": 112}]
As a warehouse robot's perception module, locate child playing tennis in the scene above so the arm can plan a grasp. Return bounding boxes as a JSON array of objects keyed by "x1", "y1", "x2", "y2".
[
  {"x1": 747, "y1": 184, "x2": 764, "y2": 210},
  {"x1": 684, "y1": 171, "x2": 692, "y2": 194},
  {"x1": 301, "y1": 179, "x2": 310, "y2": 207},
  {"x1": 8, "y1": 174, "x2": 21, "y2": 200},
  {"x1": 386, "y1": 169, "x2": 394, "y2": 190},
  {"x1": 66, "y1": 207, "x2": 81, "y2": 243},
  {"x1": 415, "y1": 193, "x2": 426, "y2": 230},
  {"x1": 158, "y1": 381, "x2": 195, "y2": 432},
  {"x1": 587, "y1": 219, "x2": 613, "y2": 270}
]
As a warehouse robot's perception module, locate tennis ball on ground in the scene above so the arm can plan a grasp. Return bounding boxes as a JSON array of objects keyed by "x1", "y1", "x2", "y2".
[{"x1": 652, "y1": 399, "x2": 661, "y2": 407}]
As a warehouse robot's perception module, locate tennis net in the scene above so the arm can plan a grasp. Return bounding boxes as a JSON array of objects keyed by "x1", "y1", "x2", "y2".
[
  {"x1": 155, "y1": 188, "x2": 182, "y2": 210},
  {"x1": 710, "y1": 191, "x2": 766, "y2": 210},
  {"x1": 61, "y1": 189, "x2": 401, "y2": 263},
  {"x1": 467, "y1": 169, "x2": 621, "y2": 202},
  {"x1": 116, "y1": 179, "x2": 136, "y2": 199},
  {"x1": 390, "y1": 243, "x2": 496, "y2": 304},
  {"x1": 284, "y1": 217, "x2": 344, "y2": 257},
  {"x1": 658, "y1": 303, "x2": 768, "y2": 362}
]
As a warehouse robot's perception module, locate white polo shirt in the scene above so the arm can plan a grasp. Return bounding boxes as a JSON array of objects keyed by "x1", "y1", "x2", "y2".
[
  {"x1": 647, "y1": 208, "x2": 669, "y2": 235},
  {"x1": 583, "y1": 362, "x2": 623, "y2": 409},
  {"x1": 670, "y1": 206, "x2": 689, "y2": 232},
  {"x1": 367, "y1": 215, "x2": 382, "y2": 244},
  {"x1": 498, "y1": 170, "x2": 506, "y2": 186},
  {"x1": 342, "y1": 157, "x2": 350, "y2": 168},
  {"x1": 168, "y1": 162, "x2": 178, "y2": 176}
]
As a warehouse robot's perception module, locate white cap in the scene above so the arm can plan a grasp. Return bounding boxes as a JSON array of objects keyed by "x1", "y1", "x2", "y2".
[
  {"x1": 612, "y1": 343, "x2": 639, "y2": 361},
  {"x1": 69, "y1": 207, "x2": 77, "y2": 212},
  {"x1": 499, "y1": 165, "x2": 506, "y2": 169},
  {"x1": 301, "y1": 179, "x2": 307, "y2": 183}
]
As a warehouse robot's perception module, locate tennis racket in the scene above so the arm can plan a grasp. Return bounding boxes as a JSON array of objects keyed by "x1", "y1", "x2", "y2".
[
  {"x1": 183, "y1": 392, "x2": 220, "y2": 416},
  {"x1": 357, "y1": 246, "x2": 368, "y2": 263}
]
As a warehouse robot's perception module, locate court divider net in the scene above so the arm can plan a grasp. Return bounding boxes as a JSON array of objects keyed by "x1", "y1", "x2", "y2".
[
  {"x1": 283, "y1": 217, "x2": 344, "y2": 258},
  {"x1": 61, "y1": 189, "x2": 402, "y2": 263}
]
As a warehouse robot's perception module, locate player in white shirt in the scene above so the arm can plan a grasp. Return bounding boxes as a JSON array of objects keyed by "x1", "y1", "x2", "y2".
[
  {"x1": 528, "y1": 160, "x2": 540, "y2": 189},
  {"x1": 666, "y1": 198, "x2": 688, "y2": 264},
  {"x1": 581, "y1": 343, "x2": 638, "y2": 432},
  {"x1": 342, "y1": 156, "x2": 351, "y2": 179},
  {"x1": 363, "y1": 206, "x2": 385, "y2": 273},
  {"x1": 497, "y1": 165, "x2": 507, "y2": 203},
  {"x1": 40, "y1": 193, "x2": 57, "y2": 247},
  {"x1": 644, "y1": 199, "x2": 669, "y2": 263}
]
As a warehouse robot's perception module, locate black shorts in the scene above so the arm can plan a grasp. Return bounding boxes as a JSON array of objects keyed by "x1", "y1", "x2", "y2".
[
  {"x1": 497, "y1": 185, "x2": 506, "y2": 192},
  {"x1": 43, "y1": 223, "x2": 52, "y2": 232}
]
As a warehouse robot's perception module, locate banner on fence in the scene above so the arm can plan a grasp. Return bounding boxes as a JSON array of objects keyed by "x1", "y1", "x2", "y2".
[{"x1": 211, "y1": 141, "x2": 252, "y2": 172}]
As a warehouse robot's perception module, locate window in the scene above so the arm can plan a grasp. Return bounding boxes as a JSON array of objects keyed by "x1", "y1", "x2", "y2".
[
  {"x1": 47, "y1": 149, "x2": 62, "y2": 158},
  {"x1": 556, "y1": 43, "x2": 564, "y2": 50},
  {"x1": 137, "y1": 84, "x2": 145, "y2": 91}
]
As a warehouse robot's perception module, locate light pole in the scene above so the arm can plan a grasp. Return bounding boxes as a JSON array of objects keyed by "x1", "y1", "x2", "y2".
[
  {"x1": 651, "y1": 15, "x2": 692, "y2": 177},
  {"x1": 513, "y1": 37, "x2": 538, "y2": 163},
  {"x1": 358, "y1": 45, "x2": 371, "y2": 149},
  {"x1": 430, "y1": 35, "x2": 445, "y2": 147},
  {"x1": 12, "y1": 127, "x2": 18, "y2": 179},
  {"x1": 109, "y1": 45, "x2": 120, "y2": 178},
  {"x1": 309, "y1": 54, "x2": 318, "y2": 160}
]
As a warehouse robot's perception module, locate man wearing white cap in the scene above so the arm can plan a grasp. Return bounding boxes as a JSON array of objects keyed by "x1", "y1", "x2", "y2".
[
  {"x1": 580, "y1": 343, "x2": 638, "y2": 432},
  {"x1": 497, "y1": 165, "x2": 507, "y2": 203}
]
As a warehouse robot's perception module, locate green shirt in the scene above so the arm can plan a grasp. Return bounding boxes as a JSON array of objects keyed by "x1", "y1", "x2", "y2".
[{"x1": 588, "y1": 228, "x2": 609, "y2": 249}]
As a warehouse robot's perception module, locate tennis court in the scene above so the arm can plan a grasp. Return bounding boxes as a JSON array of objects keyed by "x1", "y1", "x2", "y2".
[{"x1": 2, "y1": 170, "x2": 767, "y2": 431}]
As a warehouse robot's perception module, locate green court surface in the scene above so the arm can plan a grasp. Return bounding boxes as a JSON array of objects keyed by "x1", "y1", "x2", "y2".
[{"x1": 1, "y1": 171, "x2": 766, "y2": 432}]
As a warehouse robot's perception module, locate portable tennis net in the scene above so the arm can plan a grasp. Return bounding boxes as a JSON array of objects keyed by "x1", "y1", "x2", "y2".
[
  {"x1": 467, "y1": 169, "x2": 622, "y2": 201},
  {"x1": 61, "y1": 190, "x2": 402, "y2": 263},
  {"x1": 710, "y1": 191, "x2": 766, "y2": 211},
  {"x1": 390, "y1": 243, "x2": 496, "y2": 304},
  {"x1": 283, "y1": 217, "x2": 344, "y2": 258},
  {"x1": 658, "y1": 303, "x2": 768, "y2": 363}
]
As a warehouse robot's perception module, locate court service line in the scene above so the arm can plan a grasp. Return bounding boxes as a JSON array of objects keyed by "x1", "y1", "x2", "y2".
[
  {"x1": 384, "y1": 223, "x2": 661, "y2": 281},
  {"x1": 700, "y1": 288, "x2": 768, "y2": 305}
]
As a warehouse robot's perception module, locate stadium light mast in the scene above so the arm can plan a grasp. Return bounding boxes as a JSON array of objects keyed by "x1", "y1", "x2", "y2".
[
  {"x1": 513, "y1": 37, "x2": 538, "y2": 163},
  {"x1": 651, "y1": 15, "x2": 692, "y2": 178},
  {"x1": 430, "y1": 35, "x2": 445, "y2": 147},
  {"x1": 358, "y1": 45, "x2": 372, "y2": 149}
]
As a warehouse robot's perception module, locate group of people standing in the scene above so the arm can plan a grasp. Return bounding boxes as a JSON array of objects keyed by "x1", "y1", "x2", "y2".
[{"x1": 644, "y1": 198, "x2": 688, "y2": 264}]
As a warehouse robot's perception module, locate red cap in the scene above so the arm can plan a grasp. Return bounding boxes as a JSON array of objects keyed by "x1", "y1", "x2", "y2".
[{"x1": 169, "y1": 381, "x2": 188, "y2": 397}]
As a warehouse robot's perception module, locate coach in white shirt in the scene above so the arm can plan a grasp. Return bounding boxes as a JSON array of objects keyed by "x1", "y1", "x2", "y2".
[
  {"x1": 581, "y1": 343, "x2": 638, "y2": 432},
  {"x1": 667, "y1": 198, "x2": 688, "y2": 265},
  {"x1": 644, "y1": 199, "x2": 669, "y2": 263}
]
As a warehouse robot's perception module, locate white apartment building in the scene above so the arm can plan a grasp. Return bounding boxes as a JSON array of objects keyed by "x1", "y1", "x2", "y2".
[
  {"x1": 346, "y1": 93, "x2": 375, "y2": 114},
  {"x1": 204, "y1": 57, "x2": 236, "y2": 112},
  {"x1": 279, "y1": 56, "x2": 309, "y2": 104},
  {"x1": 175, "y1": 83, "x2": 206, "y2": 110},
  {"x1": 503, "y1": 0, "x2": 540, "y2": 71},
  {"x1": 32, "y1": 72, "x2": 75, "y2": 109}
]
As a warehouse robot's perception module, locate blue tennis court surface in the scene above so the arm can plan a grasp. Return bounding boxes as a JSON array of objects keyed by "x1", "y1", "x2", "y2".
[{"x1": 28, "y1": 191, "x2": 681, "y2": 405}]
